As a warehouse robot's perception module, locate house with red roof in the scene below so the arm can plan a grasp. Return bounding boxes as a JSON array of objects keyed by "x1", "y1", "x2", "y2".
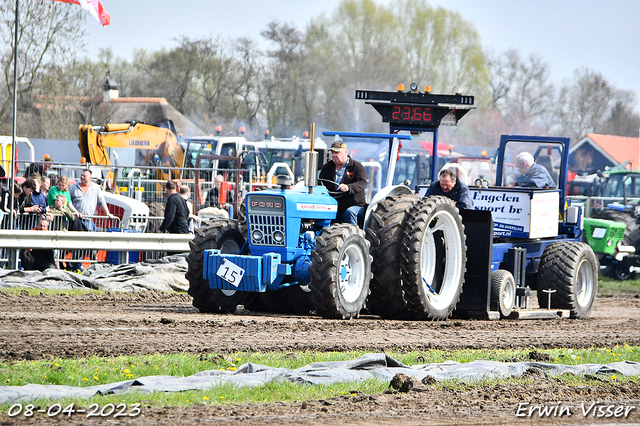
[{"x1": 569, "y1": 133, "x2": 640, "y2": 174}]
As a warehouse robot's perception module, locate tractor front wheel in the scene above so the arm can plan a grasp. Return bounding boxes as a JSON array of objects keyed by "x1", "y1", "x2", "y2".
[
  {"x1": 186, "y1": 220, "x2": 260, "y2": 313},
  {"x1": 309, "y1": 224, "x2": 372, "y2": 319}
]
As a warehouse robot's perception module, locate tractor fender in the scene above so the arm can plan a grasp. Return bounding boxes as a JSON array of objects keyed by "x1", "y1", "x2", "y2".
[{"x1": 364, "y1": 184, "x2": 413, "y2": 231}]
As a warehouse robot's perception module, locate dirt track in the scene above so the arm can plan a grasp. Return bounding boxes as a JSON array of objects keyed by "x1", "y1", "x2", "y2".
[{"x1": 1, "y1": 291, "x2": 639, "y2": 425}]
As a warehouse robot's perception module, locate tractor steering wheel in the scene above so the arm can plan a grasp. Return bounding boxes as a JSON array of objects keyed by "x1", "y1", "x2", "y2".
[{"x1": 318, "y1": 178, "x2": 347, "y2": 197}]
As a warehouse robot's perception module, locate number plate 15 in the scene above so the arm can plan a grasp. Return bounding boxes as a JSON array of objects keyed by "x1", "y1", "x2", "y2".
[{"x1": 216, "y1": 259, "x2": 245, "y2": 287}]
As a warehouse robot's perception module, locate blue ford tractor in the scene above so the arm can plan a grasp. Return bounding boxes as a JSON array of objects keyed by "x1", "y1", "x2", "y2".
[
  {"x1": 187, "y1": 84, "x2": 598, "y2": 320},
  {"x1": 186, "y1": 129, "x2": 373, "y2": 319}
]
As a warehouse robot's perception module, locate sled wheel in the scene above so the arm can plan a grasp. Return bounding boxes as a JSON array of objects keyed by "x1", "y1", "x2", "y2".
[
  {"x1": 491, "y1": 270, "x2": 516, "y2": 318},
  {"x1": 309, "y1": 224, "x2": 372, "y2": 319},
  {"x1": 186, "y1": 219, "x2": 260, "y2": 313},
  {"x1": 401, "y1": 196, "x2": 466, "y2": 320},
  {"x1": 537, "y1": 241, "x2": 598, "y2": 319}
]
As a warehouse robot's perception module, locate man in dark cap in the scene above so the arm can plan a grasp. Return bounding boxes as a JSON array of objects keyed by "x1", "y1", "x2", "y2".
[{"x1": 319, "y1": 140, "x2": 367, "y2": 226}]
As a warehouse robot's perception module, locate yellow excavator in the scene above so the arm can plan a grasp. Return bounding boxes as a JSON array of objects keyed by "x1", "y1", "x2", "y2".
[{"x1": 78, "y1": 119, "x2": 184, "y2": 186}]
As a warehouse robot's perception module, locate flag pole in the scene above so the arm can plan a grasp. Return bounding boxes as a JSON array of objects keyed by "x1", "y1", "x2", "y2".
[{"x1": 9, "y1": 0, "x2": 18, "y2": 232}]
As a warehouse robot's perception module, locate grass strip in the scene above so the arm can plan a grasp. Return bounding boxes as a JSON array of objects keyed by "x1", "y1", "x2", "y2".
[{"x1": 1, "y1": 345, "x2": 637, "y2": 410}]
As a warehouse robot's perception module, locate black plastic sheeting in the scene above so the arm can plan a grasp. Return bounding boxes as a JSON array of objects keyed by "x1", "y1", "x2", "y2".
[
  {"x1": 0, "y1": 255, "x2": 189, "y2": 292},
  {"x1": 1, "y1": 353, "x2": 639, "y2": 405}
]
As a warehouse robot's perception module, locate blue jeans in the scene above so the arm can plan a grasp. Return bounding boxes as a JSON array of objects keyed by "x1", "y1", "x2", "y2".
[{"x1": 342, "y1": 205, "x2": 365, "y2": 227}]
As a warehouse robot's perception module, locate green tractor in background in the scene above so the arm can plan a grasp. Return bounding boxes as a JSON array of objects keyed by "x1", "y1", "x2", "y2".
[
  {"x1": 574, "y1": 168, "x2": 640, "y2": 279},
  {"x1": 583, "y1": 217, "x2": 640, "y2": 279}
]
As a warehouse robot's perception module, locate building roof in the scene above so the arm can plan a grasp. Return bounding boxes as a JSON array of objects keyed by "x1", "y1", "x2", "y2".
[
  {"x1": 95, "y1": 97, "x2": 203, "y2": 137},
  {"x1": 571, "y1": 133, "x2": 640, "y2": 169},
  {"x1": 33, "y1": 95, "x2": 204, "y2": 138}
]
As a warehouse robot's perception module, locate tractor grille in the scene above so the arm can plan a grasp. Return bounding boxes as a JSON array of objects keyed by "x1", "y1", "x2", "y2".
[
  {"x1": 248, "y1": 214, "x2": 286, "y2": 246},
  {"x1": 611, "y1": 226, "x2": 625, "y2": 241}
]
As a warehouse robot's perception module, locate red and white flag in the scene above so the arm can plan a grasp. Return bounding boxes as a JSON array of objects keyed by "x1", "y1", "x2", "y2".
[{"x1": 44, "y1": 0, "x2": 111, "y2": 27}]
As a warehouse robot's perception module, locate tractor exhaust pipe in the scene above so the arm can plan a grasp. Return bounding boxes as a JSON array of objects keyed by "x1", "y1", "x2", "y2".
[{"x1": 305, "y1": 123, "x2": 318, "y2": 191}]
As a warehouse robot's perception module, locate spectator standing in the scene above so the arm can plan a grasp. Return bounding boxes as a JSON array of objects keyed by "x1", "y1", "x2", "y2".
[
  {"x1": 40, "y1": 176, "x2": 51, "y2": 199},
  {"x1": 425, "y1": 168, "x2": 474, "y2": 210},
  {"x1": 47, "y1": 175, "x2": 81, "y2": 215},
  {"x1": 180, "y1": 185, "x2": 200, "y2": 233},
  {"x1": 158, "y1": 180, "x2": 189, "y2": 234},
  {"x1": 18, "y1": 178, "x2": 48, "y2": 229},
  {"x1": 23, "y1": 154, "x2": 53, "y2": 179},
  {"x1": 69, "y1": 169, "x2": 114, "y2": 230},
  {"x1": 319, "y1": 140, "x2": 367, "y2": 226},
  {"x1": 0, "y1": 182, "x2": 21, "y2": 229},
  {"x1": 48, "y1": 193, "x2": 78, "y2": 231}
]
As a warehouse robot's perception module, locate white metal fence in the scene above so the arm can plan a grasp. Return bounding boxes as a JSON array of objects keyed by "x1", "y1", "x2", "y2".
[
  {"x1": 0, "y1": 229, "x2": 192, "y2": 270},
  {"x1": 1, "y1": 160, "x2": 253, "y2": 270}
]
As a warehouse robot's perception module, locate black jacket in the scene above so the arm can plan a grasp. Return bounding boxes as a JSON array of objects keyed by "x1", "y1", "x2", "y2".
[
  {"x1": 205, "y1": 186, "x2": 233, "y2": 208},
  {"x1": 319, "y1": 156, "x2": 367, "y2": 216},
  {"x1": 159, "y1": 193, "x2": 189, "y2": 234}
]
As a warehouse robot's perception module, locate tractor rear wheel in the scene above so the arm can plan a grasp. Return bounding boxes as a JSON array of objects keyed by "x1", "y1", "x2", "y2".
[
  {"x1": 536, "y1": 241, "x2": 598, "y2": 319},
  {"x1": 491, "y1": 270, "x2": 516, "y2": 318},
  {"x1": 237, "y1": 199, "x2": 247, "y2": 236},
  {"x1": 401, "y1": 196, "x2": 466, "y2": 320},
  {"x1": 309, "y1": 224, "x2": 372, "y2": 319},
  {"x1": 365, "y1": 194, "x2": 421, "y2": 319},
  {"x1": 186, "y1": 220, "x2": 260, "y2": 313}
]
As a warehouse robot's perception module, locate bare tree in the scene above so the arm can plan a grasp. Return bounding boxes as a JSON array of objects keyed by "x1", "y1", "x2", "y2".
[
  {"x1": 395, "y1": 0, "x2": 488, "y2": 95},
  {"x1": 486, "y1": 49, "x2": 520, "y2": 109},
  {"x1": 305, "y1": 0, "x2": 403, "y2": 132},
  {"x1": 554, "y1": 68, "x2": 616, "y2": 141},
  {"x1": 598, "y1": 91, "x2": 640, "y2": 138},
  {"x1": 486, "y1": 49, "x2": 553, "y2": 120},
  {"x1": 261, "y1": 20, "x2": 313, "y2": 135},
  {"x1": 0, "y1": 1, "x2": 86, "y2": 134}
]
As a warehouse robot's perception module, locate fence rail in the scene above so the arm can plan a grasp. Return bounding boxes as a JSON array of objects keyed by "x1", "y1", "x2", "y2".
[
  {"x1": 0, "y1": 230, "x2": 192, "y2": 269},
  {"x1": 0, "y1": 230, "x2": 192, "y2": 251}
]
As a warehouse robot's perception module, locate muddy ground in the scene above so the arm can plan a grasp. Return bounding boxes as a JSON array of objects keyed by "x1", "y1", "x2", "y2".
[{"x1": 1, "y1": 291, "x2": 639, "y2": 425}]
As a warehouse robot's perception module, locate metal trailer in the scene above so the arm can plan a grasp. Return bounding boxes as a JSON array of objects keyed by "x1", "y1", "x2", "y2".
[{"x1": 187, "y1": 84, "x2": 598, "y2": 320}]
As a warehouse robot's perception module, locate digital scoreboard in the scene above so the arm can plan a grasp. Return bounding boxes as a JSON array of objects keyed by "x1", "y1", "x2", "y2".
[{"x1": 355, "y1": 89, "x2": 474, "y2": 128}]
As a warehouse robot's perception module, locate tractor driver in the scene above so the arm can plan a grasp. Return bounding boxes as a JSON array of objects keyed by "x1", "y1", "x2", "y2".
[
  {"x1": 515, "y1": 152, "x2": 556, "y2": 189},
  {"x1": 425, "y1": 168, "x2": 473, "y2": 209},
  {"x1": 319, "y1": 140, "x2": 367, "y2": 226}
]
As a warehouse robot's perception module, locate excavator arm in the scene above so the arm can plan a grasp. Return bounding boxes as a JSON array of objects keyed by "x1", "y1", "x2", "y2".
[{"x1": 78, "y1": 121, "x2": 184, "y2": 180}]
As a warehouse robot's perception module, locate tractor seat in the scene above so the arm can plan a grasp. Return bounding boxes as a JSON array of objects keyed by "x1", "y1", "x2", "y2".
[{"x1": 536, "y1": 155, "x2": 559, "y2": 186}]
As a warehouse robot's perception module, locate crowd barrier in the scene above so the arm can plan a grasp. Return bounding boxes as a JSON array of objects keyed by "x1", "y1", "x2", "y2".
[{"x1": 0, "y1": 160, "x2": 255, "y2": 270}]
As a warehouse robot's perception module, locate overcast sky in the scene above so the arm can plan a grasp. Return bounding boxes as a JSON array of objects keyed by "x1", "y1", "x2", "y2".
[{"x1": 84, "y1": 0, "x2": 640, "y2": 111}]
